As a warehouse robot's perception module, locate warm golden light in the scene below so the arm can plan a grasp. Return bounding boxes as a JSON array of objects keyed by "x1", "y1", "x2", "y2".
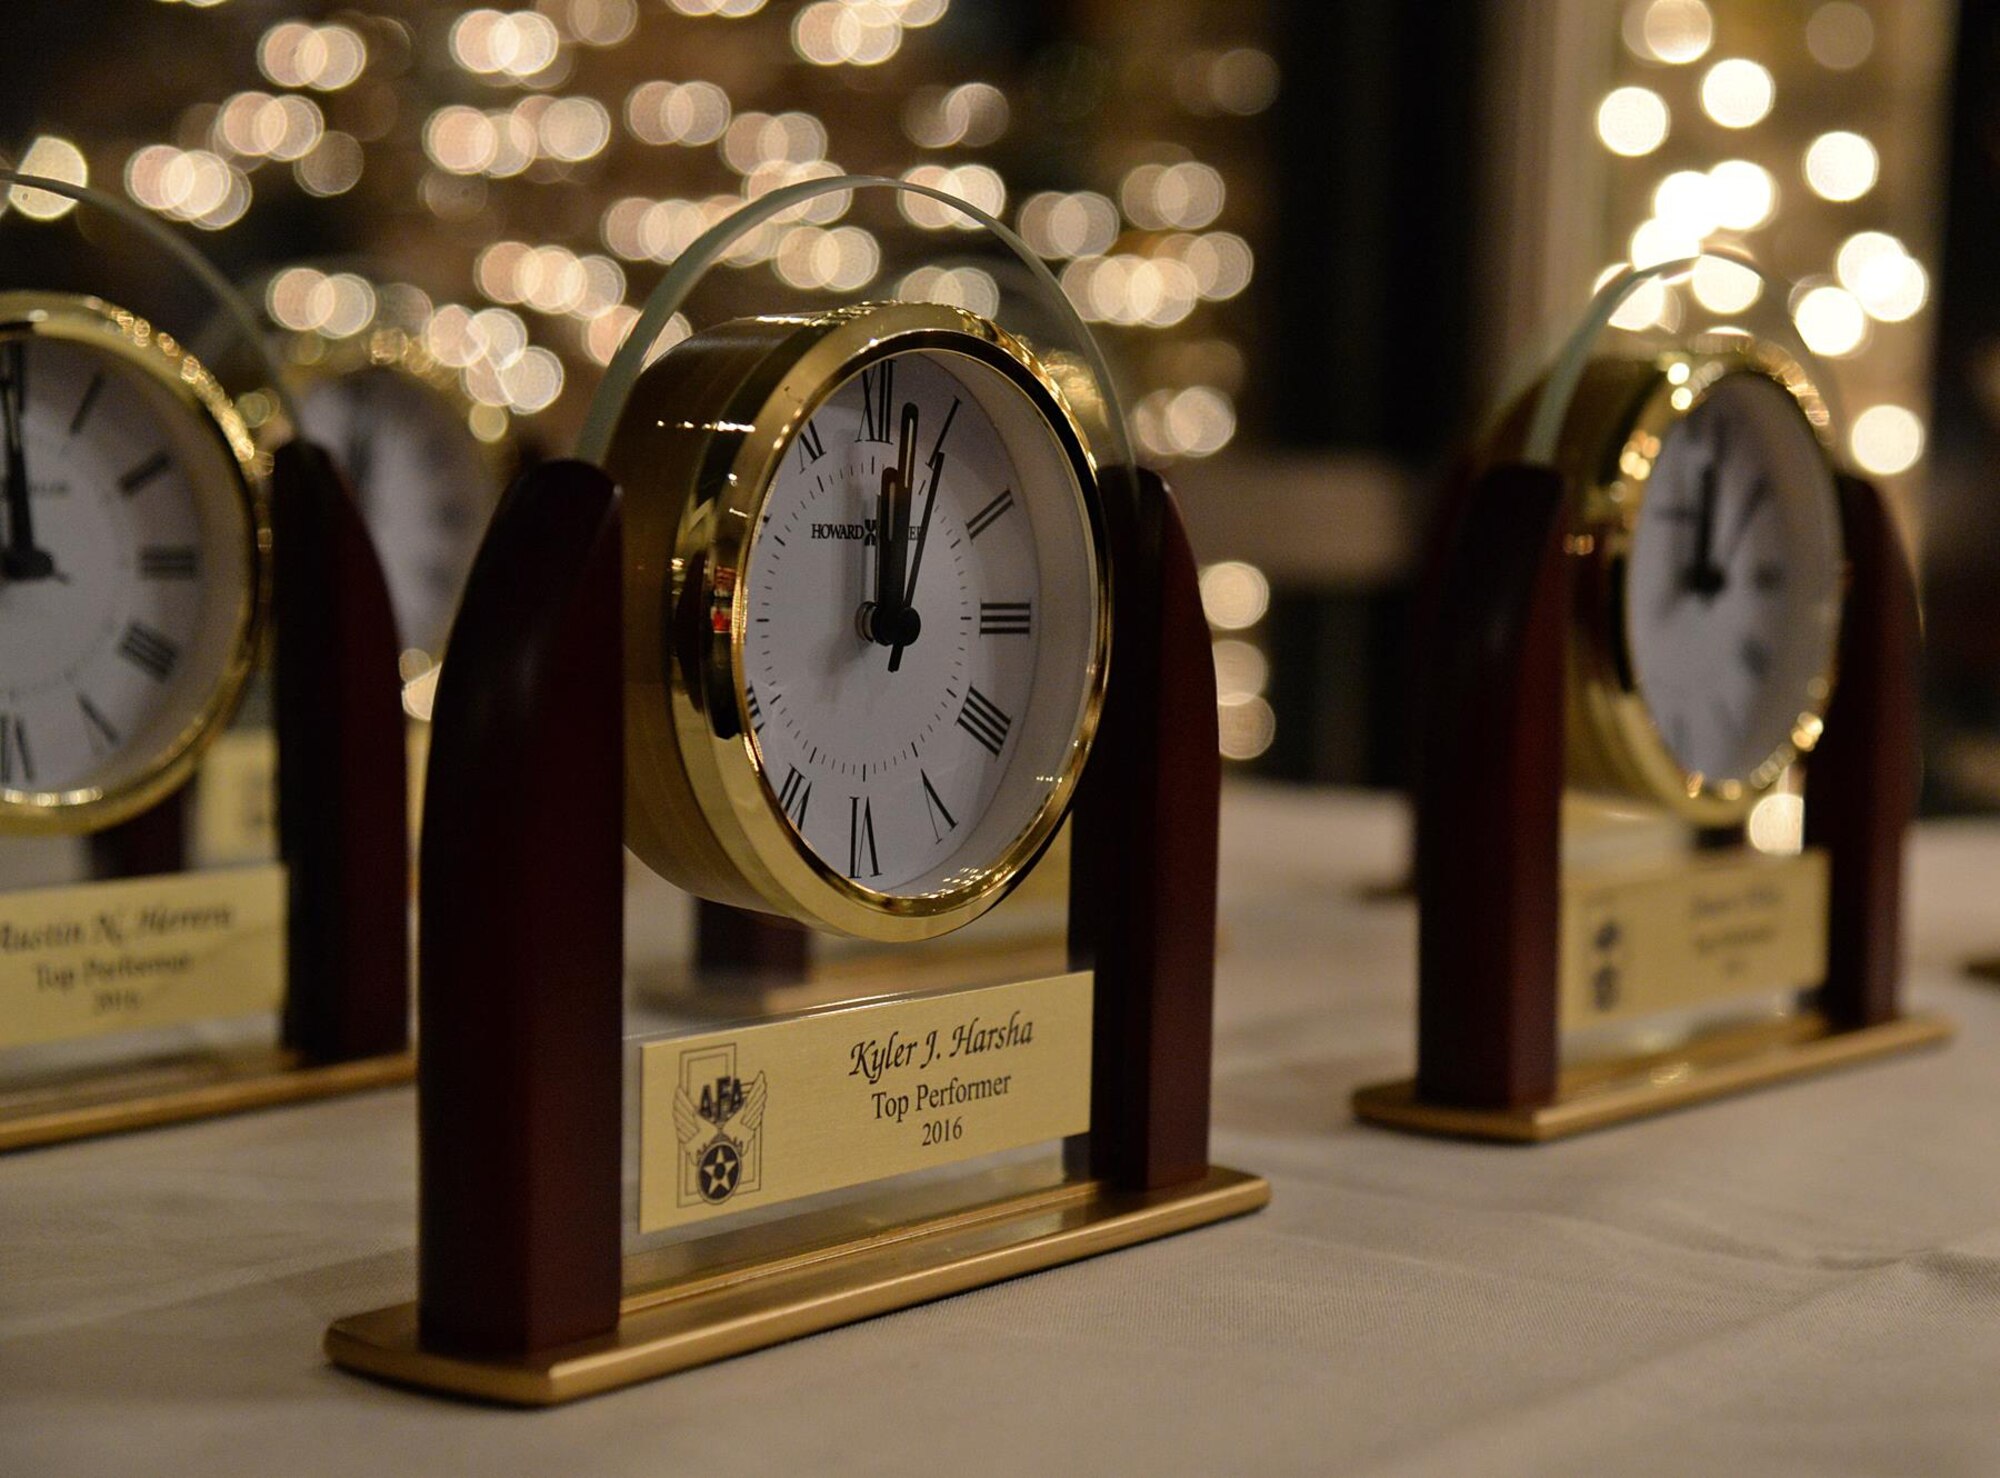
[
  {"x1": 1690, "y1": 256, "x2": 1761, "y2": 314},
  {"x1": 1198, "y1": 562, "x2": 1269, "y2": 629},
  {"x1": 1699, "y1": 59, "x2": 1775, "y2": 129},
  {"x1": 1629, "y1": 217, "x2": 1700, "y2": 271},
  {"x1": 1217, "y1": 695, "x2": 1276, "y2": 761},
  {"x1": 1837, "y1": 232, "x2": 1928, "y2": 322},
  {"x1": 1793, "y1": 283, "x2": 1867, "y2": 356},
  {"x1": 1707, "y1": 159, "x2": 1777, "y2": 230},
  {"x1": 895, "y1": 265, "x2": 999, "y2": 317},
  {"x1": 1652, "y1": 170, "x2": 1719, "y2": 238},
  {"x1": 424, "y1": 106, "x2": 499, "y2": 175},
  {"x1": 1624, "y1": 0, "x2": 1713, "y2": 64},
  {"x1": 9, "y1": 137, "x2": 88, "y2": 220},
  {"x1": 1803, "y1": 130, "x2": 1877, "y2": 202},
  {"x1": 897, "y1": 164, "x2": 1005, "y2": 229},
  {"x1": 903, "y1": 83, "x2": 1009, "y2": 149},
  {"x1": 296, "y1": 132, "x2": 363, "y2": 196},
  {"x1": 1806, "y1": 1, "x2": 1874, "y2": 70},
  {"x1": 1596, "y1": 87, "x2": 1670, "y2": 157},
  {"x1": 1211, "y1": 639, "x2": 1269, "y2": 702},
  {"x1": 1850, "y1": 405, "x2": 1924, "y2": 475},
  {"x1": 1747, "y1": 793, "x2": 1804, "y2": 855}
]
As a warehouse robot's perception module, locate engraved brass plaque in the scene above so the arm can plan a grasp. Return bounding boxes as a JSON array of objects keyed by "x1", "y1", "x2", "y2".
[
  {"x1": 639, "y1": 971, "x2": 1092, "y2": 1234},
  {"x1": 1559, "y1": 849, "x2": 1827, "y2": 1029},
  {"x1": 0, "y1": 865, "x2": 286, "y2": 1049}
]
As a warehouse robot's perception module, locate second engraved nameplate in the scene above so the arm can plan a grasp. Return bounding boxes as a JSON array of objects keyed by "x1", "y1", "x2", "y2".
[
  {"x1": 0, "y1": 865, "x2": 288, "y2": 1050},
  {"x1": 639, "y1": 971, "x2": 1093, "y2": 1234},
  {"x1": 1559, "y1": 850, "x2": 1828, "y2": 1029}
]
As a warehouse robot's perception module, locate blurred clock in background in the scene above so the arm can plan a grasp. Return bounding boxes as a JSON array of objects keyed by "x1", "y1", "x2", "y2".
[{"x1": 290, "y1": 342, "x2": 511, "y2": 666}]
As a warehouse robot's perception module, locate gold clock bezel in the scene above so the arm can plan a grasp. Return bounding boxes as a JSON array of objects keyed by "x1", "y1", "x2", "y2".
[
  {"x1": 0, "y1": 293, "x2": 267, "y2": 837},
  {"x1": 607, "y1": 301, "x2": 1112, "y2": 943},
  {"x1": 1561, "y1": 336, "x2": 1843, "y2": 824}
]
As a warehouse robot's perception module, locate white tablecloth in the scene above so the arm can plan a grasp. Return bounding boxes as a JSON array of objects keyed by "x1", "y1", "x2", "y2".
[{"x1": 5, "y1": 786, "x2": 1998, "y2": 1477}]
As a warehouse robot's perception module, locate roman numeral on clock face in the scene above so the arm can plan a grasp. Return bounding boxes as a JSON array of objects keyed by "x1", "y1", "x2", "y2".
[
  {"x1": 957, "y1": 686, "x2": 1012, "y2": 757},
  {"x1": 745, "y1": 683, "x2": 765, "y2": 733},
  {"x1": 856, "y1": 362, "x2": 895, "y2": 443},
  {"x1": 795, "y1": 418, "x2": 825, "y2": 472},
  {"x1": 77, "y1": 694, "x2": 120, "y2": 753},
  {"x1": 69, "y1": 371, "x2": 104, "y2": 436},
  {"x1": 118, "y1": 621, "x2": 180, "y2": 682},
  {"x1": 848, "y1": 795, "x2": 880, "y2": 878},
  {"x1": 920, "y1": 768, "x2": 957, "y2": 842},
  {"x1": 139, "y1": 545, "x2": 199, "y2": 580},
  {"x1": 0, "y1": 713, "x2": 32, "y2": 786},
  {"x1": 777, "y1": 765, "x2": 811, "y2": 826},
  {"x1": 965, "y1": 487, "x2": 1014, "y2": 540},
  {"x1": 979, "y1": 601, "x2": 1031, "y2": 635},
  {"x1": 1739, "y1": 636, "x2": 1772, "y2": 679},
  {"x1": 119, "y1": 450, "x2": 172, "y2": 497}
]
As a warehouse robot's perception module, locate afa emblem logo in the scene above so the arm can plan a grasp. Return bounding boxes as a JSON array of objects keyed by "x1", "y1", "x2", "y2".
[{"x1": 673, "y1": 1043, "x2": 768, "y2": 1208}]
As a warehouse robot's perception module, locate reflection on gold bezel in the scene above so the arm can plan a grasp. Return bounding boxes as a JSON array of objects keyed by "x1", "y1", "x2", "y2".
[
  {"x1": 0, "y1": 293, "x2": 267, "y2": 838},
  {"x1": 609, "y1": 302, "x2": 1111, "y2": 943},
  {"x1": 1562, "y1": 336, "x2": 1842, "y2": 824}
]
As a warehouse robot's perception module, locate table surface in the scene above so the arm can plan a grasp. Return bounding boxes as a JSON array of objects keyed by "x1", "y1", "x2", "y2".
[{"x1": 6, "y1": 785, "x2": 2000, "y2": 1478}]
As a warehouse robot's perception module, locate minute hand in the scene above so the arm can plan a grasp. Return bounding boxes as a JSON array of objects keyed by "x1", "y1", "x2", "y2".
[
  {"x1": 887, "y1": 396, "x2": 960, "y2": 674},
  {"x1": 0, "y1": 342, "x2": 55, "y2": 583}
]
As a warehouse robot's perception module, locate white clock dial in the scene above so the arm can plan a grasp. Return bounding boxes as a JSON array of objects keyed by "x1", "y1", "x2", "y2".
[
  {"x1": 740, "y1": 347, "x2": 1100, "y2": 898},
  {"x1": 296, "y1": 368, "x2": 500, "y2": 657},
  {"x1": 0, "y1": 332, "x2": 255, "y2": 813},
  {"x1": 1624, "y1": 371, "x2": 1842, "y2": 788}
]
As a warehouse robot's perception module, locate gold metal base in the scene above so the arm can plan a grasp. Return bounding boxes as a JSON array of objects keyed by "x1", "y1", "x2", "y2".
[
  {"x1": 0, "y1": 1045, "x2": 415, "y2": 1153},
  {"x1": 1352, "y1": 1012, "x2": 1953, "y2": 1143},
  {"x1": 326, "y1": 1164, "x2": 1270, "y2": 1406}
]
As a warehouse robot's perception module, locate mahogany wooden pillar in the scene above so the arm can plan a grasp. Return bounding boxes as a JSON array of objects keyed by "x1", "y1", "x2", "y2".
[
  {"x1": 1069, "y1": 468, "x2": 1218, "y2": 1191},
  {"x1": 416, "y1": 460, "x2": 625, "y2": 1357},
  {"x1": 272, "y1": 439, "x2": 412, "y2": 1064},
  {"x1": 1412, "y1": 463, "x2": 1569, "y2": 1111},
  {"x1": 1807, "y1": 475, "x2": 1921, "y2": 1030}
]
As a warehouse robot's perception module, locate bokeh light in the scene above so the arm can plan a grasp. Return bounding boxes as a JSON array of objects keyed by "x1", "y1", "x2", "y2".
[
  {"x1": 1850, "y1": 405, "x2": 1924, "y2": 475},
  {"x1": 1700, "y1": 59, "x2": 1775, "y2": 129},
  {"x1": 9, "y1": 136, "x2": 88, "y2": 220},
  {"x1": 1623, "y1": 0, "x2": 1714, "y2": 64},
  {"x1": 1199, "y1": 561, "x2": 1270, "y2": 629},
  {"x1": 1597, "y1": 87, "x2": 1669, "y2": 156},
  {"x1": 1792, "y1": 283, "x2": 1868, "y2": 357},
  {"x1": 1806, "y1": 2, "x2": 1874, "y2": 70},
  {"x1": 1803, "y1": 131, "x2": 1878, "y2": 202}
]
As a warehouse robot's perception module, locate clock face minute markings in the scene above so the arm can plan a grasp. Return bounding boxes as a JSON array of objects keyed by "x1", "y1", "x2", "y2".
[{"x1": 740, "y1": 347, "x2": 1090, "y2": 897}]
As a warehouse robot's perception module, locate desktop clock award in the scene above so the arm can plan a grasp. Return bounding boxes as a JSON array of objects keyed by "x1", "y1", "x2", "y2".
[
  {"x1": 326, "y1": 176, "x2": 1267, "y2": 1405},
  {"x1": 0, "y1": 175, "x2": 410, "y2": 1148},
  {"x1": 1356, "y1": 258, "x2": 1948, "y2": 1141}
]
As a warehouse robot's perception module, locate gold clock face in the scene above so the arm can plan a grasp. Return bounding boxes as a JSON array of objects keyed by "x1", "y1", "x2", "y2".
[
  {"x1": 1563, "y1": 339, "x2": 1843, "y2": 821},
  {"x1": 607, "y1": 302, "x2": 1111, "y2": 942},
  {"x1": 0, "y1": 295, "x2": 264, "y2": 837}
]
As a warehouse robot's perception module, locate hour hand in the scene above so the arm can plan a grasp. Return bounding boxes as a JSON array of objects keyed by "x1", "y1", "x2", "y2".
[
  {"x1": 1682, "y1": 458, "x2": 1726, "y2": 598},
  {"x1": 858, "y1": 404, "x2": 922, "y2": 651},
  {"x1": 0, "y1": 342, "x2": 58, "y2": 584}
]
